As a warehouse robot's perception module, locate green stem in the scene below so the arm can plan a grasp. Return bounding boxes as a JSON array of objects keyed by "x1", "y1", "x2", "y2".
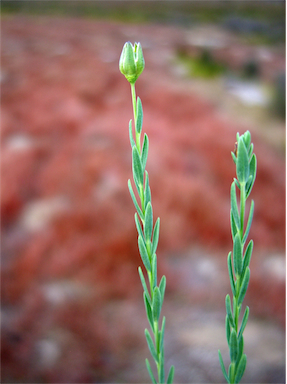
[
  {"x1": 139, "y1": 184, "x2": 145, "y2": 216},
  {"x1": 230, "y1": 363, "x2": 236, "y2": 384},
  {"x1": 130, "y1": 82, "x2": 141, "y2": 152},
  {"x1": 230, "y1": 184, "x2": 245, "y2": 384},
  {"x1": 235, "y1": 274, "x2": 241, "y2": 333},
  {"x1": 240, "y1": 182, "x2": 246, "y2": 241},
  {"x1": 153, "y1": 319, "x2": 163, "y2": 383},
  {"x1": 148, "y1": 270, "x2": 153, "y2": 300},
  {"x1": 128, "y1": 76, "x2": 170, "y2": 384},
  {"x1": 131, "y1": 82, "x2": 137, "y2": 123}
]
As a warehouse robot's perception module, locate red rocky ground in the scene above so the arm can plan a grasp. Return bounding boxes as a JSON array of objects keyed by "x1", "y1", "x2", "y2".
[{"x1": 1, "y1": 16, "x2": 285, "y2": 383}]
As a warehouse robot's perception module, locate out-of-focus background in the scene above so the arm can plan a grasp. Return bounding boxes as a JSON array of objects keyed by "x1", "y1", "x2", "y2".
[{"x1": 1, "y1": 1, "x2": 285, "y2": 383}]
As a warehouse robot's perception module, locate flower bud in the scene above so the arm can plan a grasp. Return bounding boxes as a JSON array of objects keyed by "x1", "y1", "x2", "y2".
[{"x1": 119, "y1": 42, "x2": 145, "y2": 84}]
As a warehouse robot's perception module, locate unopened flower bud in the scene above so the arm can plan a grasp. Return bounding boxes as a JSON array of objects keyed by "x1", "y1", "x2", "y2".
[{"x1": 119, "y1": 42, "x2": 145, "y2": 84}]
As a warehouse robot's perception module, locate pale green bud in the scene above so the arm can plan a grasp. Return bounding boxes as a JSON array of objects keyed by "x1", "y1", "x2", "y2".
[{"x1": 119, "y1": 42, "x2": 145, "y2": 84}]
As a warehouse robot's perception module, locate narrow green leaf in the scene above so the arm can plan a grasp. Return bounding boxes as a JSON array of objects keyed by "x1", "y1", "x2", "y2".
[
  {"x1": 243, "y1": 130, "x2": 251, "y2": 150},
  {"x1": 230, "y1": 211, "x2": 238, "y2": 241},
  {"x1": 230, "y1": 329, "x2": 238, "y2": 363},
  {"x1": 249, "y1": 153, "x2": 256, "y2": 175},
  {"x1": 152, "y1": 254, "x2": 157, "y2": 289},
  {"x1": 235, "y1": 354, "x2": 247, "y2": 383},
  {"x1": 248, "y1": 143, "x2": 254, "y2": 158},
  {"x1": 136, "y1": 97, "x2": 143, "y2": 134},
  {"x1": 237, "y1": 335, "x2": 244, "y2": 364},
  {"x1": 161, "y1": 338, "x2": 165, "y2": 363},
  {"x1": 227, "y1": 252, "x2": 236, "y2": 296},
  {"x1": 238, "y1": 267, "x2": 250, "y2": 304},
  {"x1": 218, "y1": 350, "x2": 229, "y2": 383},
  {"x1": 160, "y1": 357, "x2": 165, "y2": 384},
  {"x1": 242, "y1": 240, "x2": 253, "y2": 276},
  {"x1": 141, "y1": 133, "x2": 149, "y2": 171},
  {"x1": 238, "y1": 306, "x2": 249, "y2": 340},
  {"x1": 225, "y1": 315, "x2": 231, "y2": 347},
  {"x1": 132, "y1": 145, "x2": 143, "y2": 186},
  {"x1": 234, "y1": 178, "x2": 240, "y2": 189},
  {"x1": 238, "y1": 303, "x2": 242, "y2": 317},
  {"x1": 231, "y1": 182, "x2": 240, "y2": 230},
  {"x1": 245, "y1": 175, "x2": 253, "y2": 199},
  {"x1": 160, "y1": 316, "x2": 166, "y2": 352},
  {"x1": 135, "y1": 213, "x2": 144, "y2": 242},
  {"x1": 232, "y1": 295, "x2": 242, "y2": 328},
  {"x1": 144, "y1": 292, "x2": 154, "y2": 332},
  {"x1": 145, "y1": 329, "x2": 158, "y2": 363},
  {"x1": 167, "y1": 365, "x2": 175, "y2": 384},
  {"x1": 233, "y1": 233, "x2": 243, "y2": 277},
  {"x1": 159, "y1": 275, "x2": 166, "y2": 303},
  {"x1": 138, "y1": 236, "x2": 151, "y2": 272},
  {"x1": 129, "y1": 119, "x2": 136, "y2": 148},
  {"x1": 236, "y1": 137, "x2": 249, "y2": 183},
  {"x1": 128, "y1": 179, "x2": 144, "y2": 221},
  {"x1": 246, "y1": 179, "x2": 254, "y2": 200},
  {"x1": 138, "y1": 267, "x2": 151, "y2": 305},
  {"x1": 246, "y1": 154, "x2": 257, "y2": 198},
  {"x1": 145, "y1": 358, "x2": 157, "y2": 384},
  {"x1": 146, "y1": 187, "x2": 152, "y2": 212},
  {"x1": 152, "y1": 286, "x2": 162, "y2": 322},
  {"x1": 243, "y1": 201, "x2": 254, "y2": 244},
  {"x1": 152, "y1": 217, "x2": 160, "y2": 255},
  {"x1": 231, "y1": 151, "x2": 237, "y2": 164},
  {"x1": 144, "y1": 202, "x2": 153, "y2": 242},
  {"x1": 144, "y1": 171, "x2": 151, "y2": 210},
  {"x1": 226, "y1": 294, "x2": 234, "y2": 328}
]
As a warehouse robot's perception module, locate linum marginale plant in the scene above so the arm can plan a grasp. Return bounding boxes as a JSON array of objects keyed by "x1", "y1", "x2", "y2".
[
  {"x1": 119, "y1": 41, "x2": 257, "y2": 384},
  {"x1": 119, "y1": 42, "x2": 174, "y2": 384},
  {"x1": 218, "y1": 131, "x2": 257, "y2": 384}
]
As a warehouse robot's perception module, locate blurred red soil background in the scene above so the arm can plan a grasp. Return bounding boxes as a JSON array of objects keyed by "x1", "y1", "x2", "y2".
[{"x1": 1, "y1": 5, "x2": 285, "y2": 384}]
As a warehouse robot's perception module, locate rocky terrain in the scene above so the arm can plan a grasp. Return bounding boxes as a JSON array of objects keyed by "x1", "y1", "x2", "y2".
[{"x1": 1, "y1": 16, "x2": 285, "y2": 383}]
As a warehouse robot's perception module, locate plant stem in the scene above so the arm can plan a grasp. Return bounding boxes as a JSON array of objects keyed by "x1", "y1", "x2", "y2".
[
  {"x1": 139, "y1": 184, "x2": 145, "y2": 215},
  {"x1": 122, "y1": 41, "x2": 174, "y2": 384},
  {"x1": 129, "y1": 80, "x2": 171, "y2": 384},
  {"x1": 131, "y1": 82, "x2": 137, "y2": 122},
  {"x1": 218, "y1": 131, "x2": 256, "y2": 384},
  {"x1": 230, "y1": 363, "x2": 235, "y2": 384},
  {"x1": 131, "y1": 82, "x2": 141, "y2": 152},
  {"x1": 240, "y1": 182, "x2": 246, "y2": 241}
]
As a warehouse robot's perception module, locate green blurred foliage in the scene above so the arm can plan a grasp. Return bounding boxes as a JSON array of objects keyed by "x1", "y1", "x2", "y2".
[
  {"x1": 177, "y1": 49, "x2": 227, "y2": 79},
  {"x1": 241, "y1": 59, "x2": 260, "y2": 79}
]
